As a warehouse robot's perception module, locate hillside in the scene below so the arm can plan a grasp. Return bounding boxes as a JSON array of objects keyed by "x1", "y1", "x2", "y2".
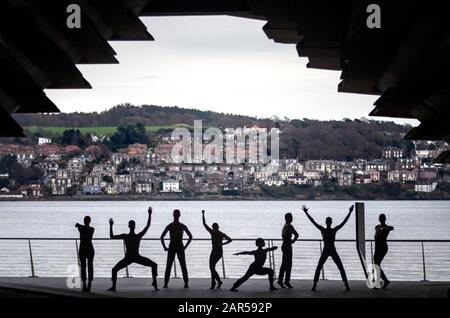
[
  {"x1": 13, "y1": 104, "x2": 273, "y2": 128},
  {"x1": 13, "y1": 104, "x2": 415, "y2": 160}
]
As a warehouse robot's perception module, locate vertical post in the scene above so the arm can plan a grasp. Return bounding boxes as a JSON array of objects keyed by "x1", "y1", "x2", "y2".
[
  {"x1": 355, "y1": 202, "x2": 368, "y2": 279},
  {"x1": 319, "y1": 240, "x2": 325, "y2": 280},
  {"x1": 271, "y1": 240, "x2": 277, "y2": 280},
  {"x1": 123, "y1": 241, "x2": 130, "y2": 278},
  {"x1": 421, "y1": 242, "x2": 428, "y2": 282},
  {"x1": 370, "y1": 241, "x2": 374, "y2": 279},
  {"x1": 75, "y1": 239, "x2": 81, "y2": 278},
  {"x1": 370, "y1": 241, "x2": 374, "y2": 265},
  {"x1": 221, "y1": 253, "x2": 227, "y2": 279},
  {"x1": 28, "y1": 239, "x2": 36, "y2": 278},
  {"x1": 268, "y1": 240, "x2": 273, "y2": 270}
]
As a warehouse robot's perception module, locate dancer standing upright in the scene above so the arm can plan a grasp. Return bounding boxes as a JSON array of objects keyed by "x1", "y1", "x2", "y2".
[
  {"x1": 202, "y1": 210, "x2": 232, "y2": 289},
  {"x1": 277, "y1": 213, "x2": 299, "y2": 288},
  {"x1": 302, "y1": 205, "x2": 353, "y2": 291},
  {"x1": 161, "y1": 209, "x2": 193, "y2": 288},
  {"x1": 75, "y1": 216, "x2": 95, "y2": 292},
  {"x1": 374, "y1": 213, "x2": 394, "y2": 289}
]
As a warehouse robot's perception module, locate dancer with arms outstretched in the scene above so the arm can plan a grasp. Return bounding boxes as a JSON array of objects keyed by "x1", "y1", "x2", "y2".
[{"x1": 302, "y1": 205, "x2": 353, "y2": 291}]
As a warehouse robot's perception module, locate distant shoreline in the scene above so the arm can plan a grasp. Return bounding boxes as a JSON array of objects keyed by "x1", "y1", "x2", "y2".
[{"x1": 1, "y1": 195, "x2": 449, "y2": 202}]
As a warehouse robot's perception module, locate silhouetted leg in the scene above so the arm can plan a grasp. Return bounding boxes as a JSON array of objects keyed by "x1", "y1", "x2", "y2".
[
  {"x1": 86, "y1": 255, "x2": 94, "y2": 291},
  {"x1": 109, "y1": 258, "x2": 132, "y2": 291},
  {"x1": 374, "y1": 247, "x2": 389, "y2": 286},
  {"x1": 278, "y1": 249, "x2": 287, "y2": 286},
  {"x1": 232, "y1": 267, "x2": 255, "y2": 290},
  {"x1": 135, "y1": 255, "x2": 158, "y2": 290},
  {"x1": 209, "y1": 251, "x2": 222, "y2": 288},
  {"x1": 80, "y1": 254, "x2": 87, "y2": 283},
  {"x1": 331, "y1": 251, "x2": 349, "y2": 290},
  {"x1": 164, "y1": 248, "x2": 176, "y2": 287},
  {"x1": 87, "y1": 255, "x2": 94, "y2": 282},
  {"x1": 176, "y1": 247, "x2": 189, "y2": 287},
  {"x1": 313, "y1": 252, "x2": 329, "y2": 282},
  {"x1": 285, "y1": 247, "x2": 293, "y2": 284},
  {"x1": 256, "y1": 267, "x2": 277, "y2": 290}
]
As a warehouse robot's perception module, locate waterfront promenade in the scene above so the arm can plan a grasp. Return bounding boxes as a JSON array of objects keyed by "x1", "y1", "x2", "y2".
[{"x1": 0, "y1": 278, "x2": 448, "y2": 298}]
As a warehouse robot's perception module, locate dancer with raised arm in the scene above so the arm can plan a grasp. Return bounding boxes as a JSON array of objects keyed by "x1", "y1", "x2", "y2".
[
  {"x1": 302, "y1": 205, "x2": 353, "y2": 291},
  {"x1": 75, "y1": 216, "x2": 95, "y2": 292},
  {"x1": 202, "y1": 210, "x2": 232, "y2": 289},
  {"x1": 161, "y1": 209, "x2": 193, "y2": 288},
  {"x1": 230, "y1": 238, "x2": 278, "y2": 292},
  {"x1": 278, "y1": 213, "x2": 299, "y2": 288},
  {"x1": 374, "y1": 213, "x2": 394, "y2": 289},
  {"x1": 107, "y1": 207, "x2": 158, "y2": 291}
]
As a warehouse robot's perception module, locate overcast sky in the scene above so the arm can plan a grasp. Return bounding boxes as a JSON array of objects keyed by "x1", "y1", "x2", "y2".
[{"x1": 45, "y1": 16, "x2": 417, "y2": 125}]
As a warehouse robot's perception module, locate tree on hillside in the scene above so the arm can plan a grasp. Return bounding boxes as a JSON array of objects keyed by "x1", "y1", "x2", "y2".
[
  {"x1": 61, "y1": 129, "x2": 88, "y2": 148},
  {"x1": 107, "y1": 123, "x2": 149, "y2": 151}
]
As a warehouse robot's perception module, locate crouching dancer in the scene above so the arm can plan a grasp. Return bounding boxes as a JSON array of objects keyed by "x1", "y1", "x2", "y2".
[{"x1": 108, "y1": 207, "x2": 158, "y2": 291}]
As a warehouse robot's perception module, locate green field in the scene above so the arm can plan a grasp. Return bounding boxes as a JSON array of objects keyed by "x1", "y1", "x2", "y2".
[{"x1": 26, "y1": 124, "x2": 192, "y2": 136}]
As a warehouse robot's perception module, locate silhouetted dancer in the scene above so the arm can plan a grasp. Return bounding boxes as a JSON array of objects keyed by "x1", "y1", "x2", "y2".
[
  {"x1": 374, "y1": 213, "x2": 394, "y2": 289},
  {"x1": 230, "y1": 238, "x2": 278, "y2": 292},
  {"x1": 75, "y1": 216, "x2": 94, "y2": 292},
  {"x1": 302, "y1": 205, "x2": 353, "y2": 291},
  {"x1": 161, "y1": 209, "x2": 193, "y2": 288},
  {"x1": 278, "y1": 213, "x2": 299, "y2": 288},
  {"x1": 202, "y1": 210, "x2": 232, "y2": 289},
  {"x1": 107, "y1": 207, "x2": 158, "y2": 291}
]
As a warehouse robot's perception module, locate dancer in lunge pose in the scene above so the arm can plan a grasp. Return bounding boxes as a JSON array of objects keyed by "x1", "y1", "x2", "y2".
[{"x1": 230, "y1": 238, "x2": 278, "y2": 292}]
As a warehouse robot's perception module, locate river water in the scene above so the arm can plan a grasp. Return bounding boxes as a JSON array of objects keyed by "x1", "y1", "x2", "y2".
[{"x1": 0, "y1": 200, "x2": 449, "y2": 281}]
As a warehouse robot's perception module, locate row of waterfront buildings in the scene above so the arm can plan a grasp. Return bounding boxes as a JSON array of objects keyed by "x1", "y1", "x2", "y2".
[{"x1": 0, "y1": 141, "x2": 448, "y2": 198}]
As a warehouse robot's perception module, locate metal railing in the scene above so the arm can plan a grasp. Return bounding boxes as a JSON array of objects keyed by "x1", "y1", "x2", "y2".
[{"x1": 0, "y1": 238, "x2": 449, "y2": 281}]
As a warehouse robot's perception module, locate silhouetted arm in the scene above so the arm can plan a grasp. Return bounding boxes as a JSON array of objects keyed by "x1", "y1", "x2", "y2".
[
  {"x1": 184, "y1": 225, "x2": 193, "y2": 250},
  {"x1": 160, "y1": 225, "x2": 169, "y2": 251},
  {"x1": 75, "y1": 223, "x2": 84, "y2": 236},
  {"x1": 202, "y1": 210, "x2": 212, "y2": 233},
  {"x1": 265, "y1": 246, "x2": 278, "y2": 252},
  {"x1": 387, "y1": 225, "x2": 394, "y2": 231},
  {"x1": 335, "y1": 205, "x2": 354, "y2": 231},
  {"x1": 234, "y1": 250, "x2": 254, "y2": 256},
  {"x1": 139, "y1": 207, "x2": 152, "y2": 237},
  {"x1": 222, "y1": 233, "x2": 232, "y2": 246},
  {"x1": 109, "y1": 218, "x2": 125, "y2": 239},
  {"x1": 291, "y1": 226, "x2": 299, "y2": 244},
  {"x1": 302, "y1": 207, "x2": 323, "y2": 230}
]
